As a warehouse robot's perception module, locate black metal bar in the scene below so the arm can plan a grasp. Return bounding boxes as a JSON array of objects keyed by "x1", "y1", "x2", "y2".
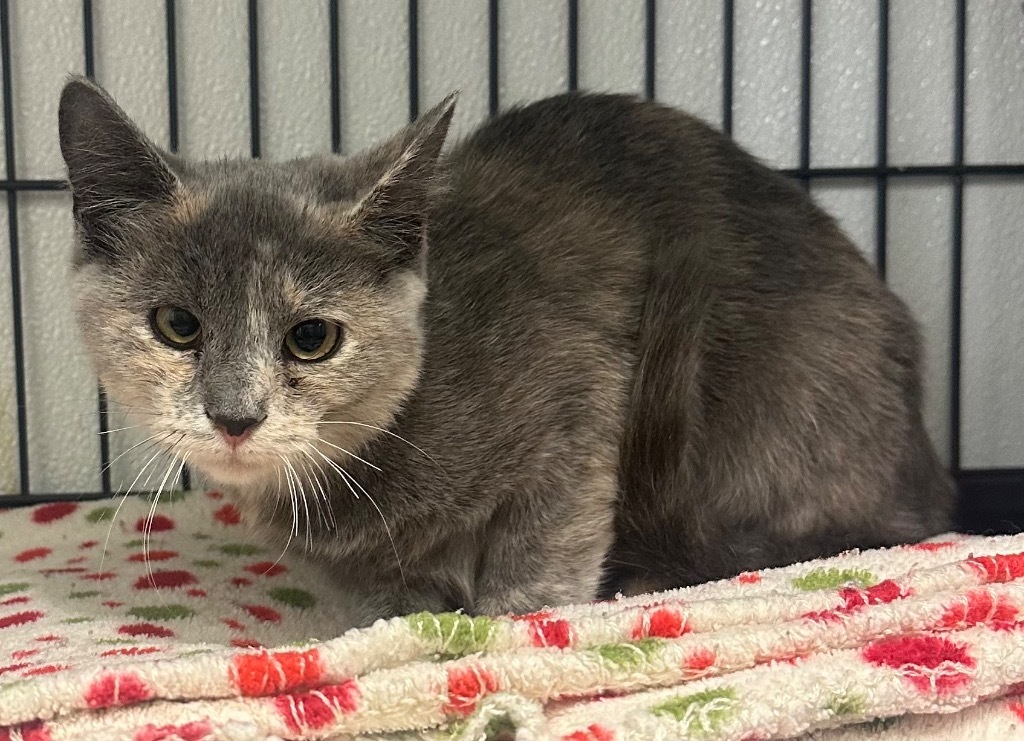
[
  {"x1": 164, "y1": 0, "x2": 188, "y2": 491},
  {"x1": 0, "y1": 0, "x2": 30, "y2": 495},
  {"x1": 875, "y1": 0, "x2": 889, "y2": 278},
  {"x1": 3, "y1": 491, "x2": 134, "y2": 507},
  {"x1": 408, "y1": 0, "x2": 419, "y2": 121},
  {"x1": 722, "y1": 0, "x2": 734, "y2": 135},
  {"x1": 567, "y1": 0, "x2": 578, "y2": 92},
  {"x1": 957, "y1": 469, "x2": 1024, "y2": 534},
  {"x1": 247, "y1": 0, "x2": 260, "y2": 158},
  {"x1": 0, "y1": 163, "x2": 1021, "y2": 195},
  {"x1": 950, "y1": 0, "x2": 967, "y2": 473},
  {"x1": 488, "y1": 0, "x2": 499, "y2": 116},
  {"x1": 798, "y1": 0, "x2": 812, "y2": 188},
  {"x1": 0, "y1": 180, "x2": 66, "y2": 190},
  {"x1": 644, "y1": 0, "x2": 656, "y2": 100},
  {"x1": 166, "y1": 0, "x2": 179, "y2": 153},
  {"x1": 780, "y1": 164, "x2": 1024, "y2": 179},
  {"x1": 329, "y1": 0, "x2": 341, "y2": 153},
  {"x1": 82, "y1": 0, "x2": 95, "y2": 78},
  {"x1": 81, "y1": 0, "x2": 112, "y2": 496}
]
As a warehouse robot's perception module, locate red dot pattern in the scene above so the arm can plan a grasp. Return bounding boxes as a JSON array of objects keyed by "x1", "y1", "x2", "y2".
[
  {"x1": 273, "y1": 680, "x2": 360, "y2": 733},
  {"x1": 127, "y1": 550, "x2": 178, "y2": 563},
  {"x1": 84, "y1": 672, "x2": 154, "y2": 708},
  {"x1": 862, "y1": 635, "x2": 975, "y2": 695},
  {"x1": 31, "y1": 503, "x2": 78, "y2": 524},
  {"x1": 0, "y1": 611, "x2": 44, "y2": 630},
  {"x1": 683, "y1": 647, "x2": 717, "y2": 673},
  {"x1": 0, "y1": 720, "x2": 51, "y2": 741},
  {"x1": 133, "y1": 570, "x2": 198, "y2": 590},
  {"x1": 444, "y1": 665, "x2": 501, "y2": 716},
  {"x1": 134, "y1": 721, "x2": 213, "y2": 741},
  {"x1": 119, "y1": 623, "x2": 175, "y2": 639},
  {"x1": 939, "y1": 590, "x2": 1020, "y2": 630},
  {"x1": 134, "y1": 515, "x2": 175, "y2": 533},
  {"x1": 230, "y1": 648, "x2": 323, "y2": 697},
  {"x1": 14, "y1": 548, "x2": 52, "y2": 563},
  {"x1": 214, "y1": 504, "x2": 242, "y2": 526},
  {"x1": 632, "y1": 606, "x2": 690, "y2": 639},
  {"x1": 243, "y1": 561, "x2": 287, "y2": 577},
  {"x1": 967, "y1": 553, "x2": 1024, "y2": 583},
  {"x1": 562, "y1": 724, "x2": 615, "y2": 741}
]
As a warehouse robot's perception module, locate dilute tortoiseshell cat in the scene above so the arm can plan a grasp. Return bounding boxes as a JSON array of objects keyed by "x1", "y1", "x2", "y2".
[{"x1": 59, "y1": 76, "x2": 953, "y2": 626}]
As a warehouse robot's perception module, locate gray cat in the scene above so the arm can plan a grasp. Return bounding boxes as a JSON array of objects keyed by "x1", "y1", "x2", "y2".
[{"x1": 59, "y1": 77, "x2": 953, "y2": 626}]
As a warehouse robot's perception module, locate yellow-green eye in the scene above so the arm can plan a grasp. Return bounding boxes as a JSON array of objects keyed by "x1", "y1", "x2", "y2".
[
  {"x1": 284, "y1": 319, "x2": 342, "y2": 362},
  {"x1": 152, "y1": 306, "x2": 201, "y2": 349}
]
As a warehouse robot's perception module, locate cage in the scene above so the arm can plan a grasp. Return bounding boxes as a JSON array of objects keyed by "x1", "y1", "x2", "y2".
[{"x1": 0, "y1": 0, "x2": 1021, "y2": 532}]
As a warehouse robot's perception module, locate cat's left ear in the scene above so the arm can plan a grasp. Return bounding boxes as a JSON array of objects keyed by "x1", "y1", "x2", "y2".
[
  {"x1": 58, "y1": 76, "x2": 179, "y2": 256},
  {"x1": 349, "y1": 93, "x2": 457, "y2": 266}
]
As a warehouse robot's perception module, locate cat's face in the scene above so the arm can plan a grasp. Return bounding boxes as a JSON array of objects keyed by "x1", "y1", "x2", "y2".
[{"x1": 58, "y1": 78, "x2": 454, "y2": 488}]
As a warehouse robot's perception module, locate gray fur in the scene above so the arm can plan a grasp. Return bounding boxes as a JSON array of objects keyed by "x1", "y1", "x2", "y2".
[{"x1": 59, "y1": 77, "x2": 954, "y2": 626}]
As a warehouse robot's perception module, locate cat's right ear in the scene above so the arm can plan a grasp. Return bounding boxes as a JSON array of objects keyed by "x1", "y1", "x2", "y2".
[
  {"x1": 345, "y1": 93, "x2": 457, "y2": 267},
  {"x1": 58, "y1": 76, "x2": 178, "y2": 257}
]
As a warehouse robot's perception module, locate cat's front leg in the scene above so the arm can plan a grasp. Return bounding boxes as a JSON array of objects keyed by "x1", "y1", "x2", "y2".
[{"x1": 471, "y1": 492, "x2": 616, "y2": 616}]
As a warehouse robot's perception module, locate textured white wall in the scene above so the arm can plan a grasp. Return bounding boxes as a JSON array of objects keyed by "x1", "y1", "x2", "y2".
[{"x1": 1, "y1": 0, "x2": 1022, "y2": 494}]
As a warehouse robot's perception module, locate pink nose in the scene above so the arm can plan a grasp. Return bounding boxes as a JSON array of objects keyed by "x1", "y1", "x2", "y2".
[{"x1": 209, "y1": 416, "x2": 263, "y2": 446}]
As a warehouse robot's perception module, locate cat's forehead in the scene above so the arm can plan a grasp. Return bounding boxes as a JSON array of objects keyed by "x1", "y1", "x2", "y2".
[
  {"x1": 127, "y1": 179, "x2": 382, "y2": 316},
  {"x1": 172, "y1": 181, "x2": 367, "y2": 271}
]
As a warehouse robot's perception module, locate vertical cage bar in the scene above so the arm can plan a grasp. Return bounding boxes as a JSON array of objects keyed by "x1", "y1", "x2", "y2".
[
  {"x1": 82, "y1": 0, "x2": 95, "y2": 78},
  {"x1": 82, "y1": 0, "x2": 113, "y2": 495},
  {"x1": 488, "y1": 0, "x2": 499, "y2": 116},
  {"x1": 875, "y1": 0, "x2": 889, "y2": 278},
  {"x1": 0, "y1": 0, "x2": 30, "y2": 494},
  {"x1": 798, "y1": 0, "x2": 812, "y2": 189},
  {"x1": 165, "y1": 0, "x2": 188, "y2": 490},
  {"x1": 329, "y1": 0, "x2": 341, "y2": 154},
  {"x1": 644, "y1": 0, "x2": 655, "y2": 100},
  {"x1": 722, "y1": 0, "x2": 733, "y2": 135},
  {"x1": 166, "y1": 0, "x2": 180, "y2": 153},
  {"x1": 247, "y1": 0, "x2": 260, "y2": 158},
  {"x1": 408, "y1": 0, "x2": 419, "y2": 121},
  {"x1": 567, "y1": 0, "x2": 578, "y2": 92},
  {"x1": 949, "y1": 0, "x2": 967, "y2": 472}
]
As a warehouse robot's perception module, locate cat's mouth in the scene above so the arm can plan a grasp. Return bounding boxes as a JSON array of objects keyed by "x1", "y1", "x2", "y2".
[{"x1": 191, "y1": 445, "x2": 279, "y2": 487}]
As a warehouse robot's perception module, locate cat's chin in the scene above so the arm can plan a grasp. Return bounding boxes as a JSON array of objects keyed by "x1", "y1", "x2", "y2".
[{"x1": 196, "y1": 458, "x2": 277, "y2": 488}]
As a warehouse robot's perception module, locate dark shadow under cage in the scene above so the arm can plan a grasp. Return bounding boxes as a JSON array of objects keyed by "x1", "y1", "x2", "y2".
[{"x1": 0, "y1": 0, "x2": 1021, "y2": 532}]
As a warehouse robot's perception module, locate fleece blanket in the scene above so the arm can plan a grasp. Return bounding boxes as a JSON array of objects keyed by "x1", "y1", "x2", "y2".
[{"x1": 0, "y1": 491, "x2": 1023, "y2": 740}]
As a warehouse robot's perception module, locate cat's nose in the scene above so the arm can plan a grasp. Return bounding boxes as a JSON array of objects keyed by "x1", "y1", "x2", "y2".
[{"x1": 206, "y1": 412, "x2": 265, "y2": 443}]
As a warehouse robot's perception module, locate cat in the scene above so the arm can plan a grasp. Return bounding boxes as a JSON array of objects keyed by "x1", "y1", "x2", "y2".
[{"x1": 59, "y1": 76, "x2": 954, "y2": 626}]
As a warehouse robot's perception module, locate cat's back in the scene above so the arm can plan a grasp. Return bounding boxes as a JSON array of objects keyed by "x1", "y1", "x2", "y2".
[
  {"x1": 422, "y1": 93, "x2": 731, "y2": 322},
  {"x1": 444, "y1": 93, "x2": 724, "y2": 214}
]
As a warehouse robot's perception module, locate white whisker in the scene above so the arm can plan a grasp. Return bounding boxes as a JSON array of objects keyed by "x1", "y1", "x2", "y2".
[
  {"x1": 97, "y1": 424, "x2": 145, "y2": 435},
  {"x1": 310, "y1": 445, "x2": 358, "y2": 499},
  {"x1": 296, "y1": 455, "x2": 328, "y2": 531},
  {"x1": 272, "y1": 456, "x2": 298, "y2": 568},
  {"x1": 317, "y1": 420, "x2": 443, "y2": 472},
  {"x1": 145, "y1": 452, "x2": 182, "y2": 592},
  {"x1": 311, "y1": 437, "x2": 381, "y2": 472},
  {"x1": 299, "y1": 446, "x2": 337, "y2": 532},
  {"x1": 100, "y1": 432, "x2": 165, "y2": 478},
  {"x1": 334, "y1": 463, "x2": 407, "y2": 590},
  {"x1": 284, "y1": 458, "x2": 312, "y2": 552},
  {"x1": 100, "y1": 437, "x2": 172, "y2": 571}
]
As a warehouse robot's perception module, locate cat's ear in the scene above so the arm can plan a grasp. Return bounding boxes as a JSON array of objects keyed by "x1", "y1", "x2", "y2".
[
  {"x1": 58, "y1": 76, "x2": 179, "y2": 254},
  {"x1": 348, "y1": 93, "x2": 458, "y2": 266}
]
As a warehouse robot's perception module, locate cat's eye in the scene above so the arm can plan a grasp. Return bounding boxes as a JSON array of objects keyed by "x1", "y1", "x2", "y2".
[
  {"x1": 284, "y1": 319, "x2": 342, "y2": 362},
  {"x1": 151, "y1": 306, "x2": 201, "y2": 349}
]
